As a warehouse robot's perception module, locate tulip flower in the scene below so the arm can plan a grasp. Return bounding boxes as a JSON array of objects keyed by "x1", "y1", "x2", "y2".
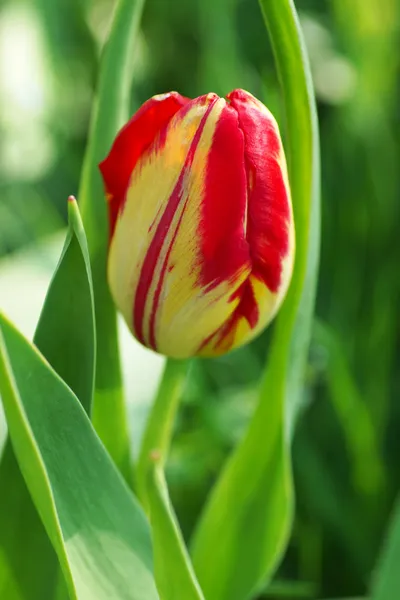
[{"x1": 99, "y1": 89, "x2": 294, "y2": 358}]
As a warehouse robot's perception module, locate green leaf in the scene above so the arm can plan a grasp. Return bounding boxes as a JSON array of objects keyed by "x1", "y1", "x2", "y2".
[
  {"x1": 35, "y1": 197, "x2": 96, "y2": 416},
  {"x1": 147, "y1": 462, "x2": 205, "y2": 600},
  {"x1": 191, "y1": 0, "x2": 320, "y2": 598},
  {"x1": 78, "y1": 0, "x2": 146, "y2": 482},
  {"x1": 370, "y1": 498, "x2": 400, "y2": 600},
  {"x1": 0, "y1": 443, "x2": 59, "y2": 600},
  {"x1": 0, "y1": 313, "x2": 159, "y2": 600},
  {"x1": 0, "y1": 198, "x2": 96, "y2": 599},
  {"x1": 191, "y1": 387, "x2": 291, "y2": 600}
]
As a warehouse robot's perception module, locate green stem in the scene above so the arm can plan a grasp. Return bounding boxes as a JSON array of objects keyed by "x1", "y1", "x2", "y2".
[
  {"x1": 136, "y1": 359, "x2": 190, "y2": 511},
  {"x1": 78, "y1": 0, "x2": 145, "y2": 483}
]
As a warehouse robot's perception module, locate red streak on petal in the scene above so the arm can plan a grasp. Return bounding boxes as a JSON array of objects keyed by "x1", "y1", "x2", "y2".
[
  {"x1": 133, "y1": 95, "x2": 219, "y2": 348},
  {"x1": 199, "y1": 103, "x2": 249, "y2": 288},
  {"x1": 99, "y1": 92, "x2": 190, "y2": 239},
  {"x1": 198, "y1": 279, "x2": 258, "y2": 355},
  {"x1": 148, "y1": 199, "x2": 189, "y2": 349},
  {"x1": 229, "y1": 281, "x2": 259, "y2": 328},
  {"x1": 227, "y1": 89, "x2": 291, "y2": 293}
]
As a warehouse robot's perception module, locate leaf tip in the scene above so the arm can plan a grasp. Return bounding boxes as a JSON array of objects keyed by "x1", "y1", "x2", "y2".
[{"x1": 67, "y1": 196, "x2": 84, "y2": 235}]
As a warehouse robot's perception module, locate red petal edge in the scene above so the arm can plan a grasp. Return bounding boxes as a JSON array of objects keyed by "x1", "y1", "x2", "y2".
[
  {"x1": 99, "y1": 92, "x2": 190, "y2": 239},
  {"x1": 200, "y1": 101, "x2": 249, "y2": 287},
  {"x1": 227, "y1": 89, "x2": 291, "y2": 293}
]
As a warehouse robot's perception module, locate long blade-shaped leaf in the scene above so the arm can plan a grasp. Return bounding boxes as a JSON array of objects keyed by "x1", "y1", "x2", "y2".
[
  {"x1": 0, "y1": 313, "x2": 159, "y2": 600},
  {"x1": 191, "y1": 0, "x2": 320, "y2": 598},
  {"x1": 35, "y1": 197, "x2": 96, "y2": 416},
  {"x1": 0, "y1": 198, "x2": 95, "y2": 599},
  {"x1": 0, "y1": 442, "x2": 58, "y2": 600}
]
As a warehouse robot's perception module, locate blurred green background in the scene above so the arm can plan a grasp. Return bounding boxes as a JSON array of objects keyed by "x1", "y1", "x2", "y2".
[{"x1": 0, "y1": 0, "x2": 399, "y2": 598}]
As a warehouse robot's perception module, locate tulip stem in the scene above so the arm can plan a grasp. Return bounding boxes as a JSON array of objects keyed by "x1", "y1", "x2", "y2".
[{"x1": 136, "y1": 358, "x2": 190, "y2": 511}]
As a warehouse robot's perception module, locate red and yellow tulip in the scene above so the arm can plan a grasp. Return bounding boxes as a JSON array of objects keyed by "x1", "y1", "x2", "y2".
[{"x1": 99, "y1": 89, "x2": 294, "y2": 358}]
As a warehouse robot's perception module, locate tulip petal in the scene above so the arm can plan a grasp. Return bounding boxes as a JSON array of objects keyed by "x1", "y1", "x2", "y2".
[
  {"x1": 99, "y1": 92, "x2": 190, "y2": 237},
  {"x1": 227, "y1": 89, "x2": 293, "y2": 293},
  {"x1": 199, "y1": 89, "x2": 295, "y2": 356},
  {"x1": 196, "y1": 91, "x2": 294, "y2": 356}
]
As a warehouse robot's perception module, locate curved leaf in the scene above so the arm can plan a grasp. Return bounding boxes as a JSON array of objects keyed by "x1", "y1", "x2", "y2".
[
  {"x1": 35, "y1": 197, "x2": 95, "y2": 416},
  {"x1": 191, "y1": 0, "x2": 321, "y2": 598},
  {"x1": 0, "y1": 313, "x2": 159, "y2": 600},
  {"x1": 0, "y1": 198, "x2": 95, "y2": 599}
]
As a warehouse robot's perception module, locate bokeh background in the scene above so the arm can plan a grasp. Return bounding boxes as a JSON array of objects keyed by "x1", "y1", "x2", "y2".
[{"x1": 0, "y1": 0, "x2": 399, "y2": 598}]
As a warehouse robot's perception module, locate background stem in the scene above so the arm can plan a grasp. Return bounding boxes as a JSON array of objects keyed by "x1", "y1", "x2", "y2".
[{"x1": 78, "y1": 0, "x2": 146, "y2": 483}]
